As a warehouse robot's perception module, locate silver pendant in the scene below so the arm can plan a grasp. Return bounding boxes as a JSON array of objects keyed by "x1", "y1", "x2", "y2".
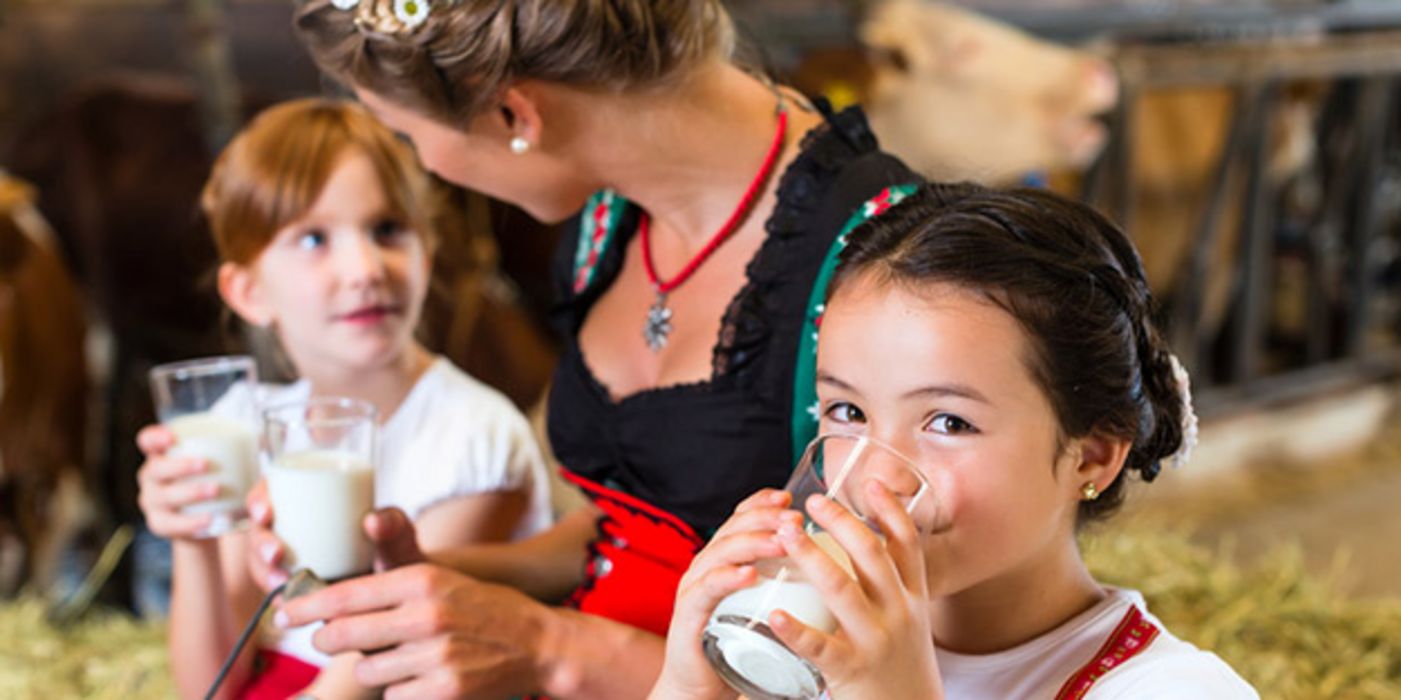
[{"x1": 644, "y1": 291, "x2": 673, "y2": 352}]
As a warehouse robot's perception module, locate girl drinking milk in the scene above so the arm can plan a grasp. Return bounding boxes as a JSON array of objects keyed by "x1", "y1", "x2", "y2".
[
  {"x1": 134, "y1": 98, "x2": 552, "y2": 699},
  {"x1": 654, "y1": 183, "x2": 1257, "y2": 699}
]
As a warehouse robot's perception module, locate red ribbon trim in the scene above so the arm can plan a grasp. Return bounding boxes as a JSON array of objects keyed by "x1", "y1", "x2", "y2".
[{"x1": 1053, "y1": 604, "x2": 1161, "y2": 700}]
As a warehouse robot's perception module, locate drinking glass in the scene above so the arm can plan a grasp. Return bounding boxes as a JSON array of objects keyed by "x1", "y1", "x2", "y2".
[
  {"x1": 702, "y1": 434, "x2": 940, "y2": 700},
  {"x1": 149, "y1": 355, "x2": 259, "y2": 537},
  {"x1": 262, "y1": 397, "x2": 377, "y2": 580}
]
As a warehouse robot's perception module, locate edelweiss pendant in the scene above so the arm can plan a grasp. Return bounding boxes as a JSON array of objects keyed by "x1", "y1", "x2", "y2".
[{"x1": 644, "y1": 291, "x2": 673, "y2": 352}]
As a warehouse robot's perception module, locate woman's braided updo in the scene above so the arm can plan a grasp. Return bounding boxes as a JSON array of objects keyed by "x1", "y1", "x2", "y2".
[
  {"x1": 831, "y1": 183, "x2": 1186, "y2": 523},
  {"x1": 295, "y1": 0, "x2": 735, "y2": 126}
]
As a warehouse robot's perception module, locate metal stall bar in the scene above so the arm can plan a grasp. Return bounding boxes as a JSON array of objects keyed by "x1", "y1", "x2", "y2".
[
  {"x1": 1344, "y1": 77, "x2": 1396, "y2": 358},
  {"x1": 1172, "y1": 81, "x2": 1268, "y2": 379}
]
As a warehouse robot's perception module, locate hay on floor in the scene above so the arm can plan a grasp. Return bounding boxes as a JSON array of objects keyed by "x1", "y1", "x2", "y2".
[
  {"x1": 0, "y1": 528, "x2": 1396, "y2": 698},
  {"x1": 1085, "y1": 529, "x2": 1401, "y2": 699},
  {"x1": 0, "y1": 597, "x2": 172, "y2": 699}
]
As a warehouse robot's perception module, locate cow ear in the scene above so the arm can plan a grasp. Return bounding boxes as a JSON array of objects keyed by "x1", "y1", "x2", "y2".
[{"x1": 218, "y1": 262, "x2": 273, "y2": 327}]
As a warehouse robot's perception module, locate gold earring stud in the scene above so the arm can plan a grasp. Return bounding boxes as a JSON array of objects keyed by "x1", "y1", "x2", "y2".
[{"x1": 1080, "y1": 481, "x2": 1100, "y2": 501}]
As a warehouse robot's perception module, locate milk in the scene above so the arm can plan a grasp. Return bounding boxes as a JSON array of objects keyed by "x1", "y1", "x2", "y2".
[
  {"x1": 712, "y1": 530, "x2": 853, "y2": 633},
  {"x1": 166, "y1": 412, "x2": 258, "y2": 533},
  {"x1": 265, "y1": 449, "x2": 375, "y2": 580},
  {"x1": 702, "y1": 530, "x2": 855, "y2": 700}
]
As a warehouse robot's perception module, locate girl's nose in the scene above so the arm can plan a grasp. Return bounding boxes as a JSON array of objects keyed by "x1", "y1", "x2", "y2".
[{"x1": 337, "y1": 232, "x2": 388, "y2": 286}]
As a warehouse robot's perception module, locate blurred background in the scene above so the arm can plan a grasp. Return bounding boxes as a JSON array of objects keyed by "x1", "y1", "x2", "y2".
[{"x1": 0, "y1": 0, "x2": 1397, "y2": 696}]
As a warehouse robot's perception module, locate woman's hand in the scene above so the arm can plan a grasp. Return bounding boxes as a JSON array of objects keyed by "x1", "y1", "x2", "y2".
[
  {"x1": 135, "y1": 424, "x2": 219, "y2": 540},
  {"x1": 649, "y1": 489, "x2": 802, "y2": 700},
  {"x1": 768, "y1": 484, "x2": 944, "y2": 700},
  {"x1": 245, "y1": 484, "x2": 427, "y2": 593},
  {"x1": 275, "y1": 563, "x2": 553, "y2": 700}
]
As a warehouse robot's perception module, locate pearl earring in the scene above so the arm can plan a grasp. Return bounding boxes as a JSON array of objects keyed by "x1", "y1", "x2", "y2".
[{"x1": 510, "y1": 136, "x2": 530, "y2": 155}]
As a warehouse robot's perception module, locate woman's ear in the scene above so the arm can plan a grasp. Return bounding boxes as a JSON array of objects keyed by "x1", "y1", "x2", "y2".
[
  {"x1": 218, "y1": 261, "x2": 273, "y2": 327},
  {"x1": 498, "y1": 85, "x2": 543, "y2": 149},
  {"x1": 1065, "y1": 432, "x2": 1131, "y2": 500}
]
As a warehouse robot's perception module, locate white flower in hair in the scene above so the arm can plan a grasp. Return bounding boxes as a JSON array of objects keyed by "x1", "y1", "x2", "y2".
[
  {"x1": 393, "y1": 0, "x2": 431, "y2": 28},
  {"x1": 331, "y1": 0, "x2": 360, "y2": 9},
  {"x1": 1165, "y1": 353, "x2": 1199, "y2": 470}
]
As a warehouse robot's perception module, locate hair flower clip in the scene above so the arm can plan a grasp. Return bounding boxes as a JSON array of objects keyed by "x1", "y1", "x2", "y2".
[
  {"x1": 1165, "y1": 353, "x2": 1199, "y2": 470},
  {"x1": 339, "y1": 0, "x2": 450, "y2": 36},
  {"x1": 393, "y1": 0, "x2": 431, "y2": 28}
]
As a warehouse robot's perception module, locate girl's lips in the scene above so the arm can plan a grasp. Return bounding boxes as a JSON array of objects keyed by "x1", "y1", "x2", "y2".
[{"x1": 338, "y1": 305, "x2": 401, "y2": 325}]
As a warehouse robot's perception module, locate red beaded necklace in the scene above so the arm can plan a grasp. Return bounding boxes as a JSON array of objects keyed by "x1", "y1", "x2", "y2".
[{"x1": 639, "y1": 104, "x2": 789, "y2": 351}]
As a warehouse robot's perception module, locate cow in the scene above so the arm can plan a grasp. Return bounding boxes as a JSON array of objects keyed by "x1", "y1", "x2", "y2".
[{"x1": 0, "y1": 172, "x2": 91, "y2": 597}]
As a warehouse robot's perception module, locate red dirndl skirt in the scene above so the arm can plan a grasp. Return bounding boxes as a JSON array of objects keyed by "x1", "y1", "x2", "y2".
[
  {"x1": 559, "y1": 469, "x2": 706, "y2": 638},
  {"x1": 235, "y1": 649, "x2": 319, "y2": 699}
]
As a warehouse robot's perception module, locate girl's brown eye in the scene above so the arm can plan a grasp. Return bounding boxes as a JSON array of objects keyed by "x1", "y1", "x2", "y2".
[
  {"x1": 928, "y1": 413, "x2": 977, "y2": 435},
  {"x1": 824, "y1": 402, "x2": 866, "y2": 424}
]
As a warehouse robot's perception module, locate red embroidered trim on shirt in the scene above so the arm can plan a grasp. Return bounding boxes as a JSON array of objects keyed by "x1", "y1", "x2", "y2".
[{"x1": 1053, "y1": 605, "x2": 1161, "y2": 700}]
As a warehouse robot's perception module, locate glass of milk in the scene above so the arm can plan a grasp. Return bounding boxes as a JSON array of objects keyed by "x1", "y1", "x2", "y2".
[
  {"x1": 148, "y1": 355, "x2": 260, "y2": 538},
  {"x1": 702, "y1": 434, "x2": 940, "y2": 700},
  {"x1": 262, "y1": 397, "x2": 377, "y2": 581}
]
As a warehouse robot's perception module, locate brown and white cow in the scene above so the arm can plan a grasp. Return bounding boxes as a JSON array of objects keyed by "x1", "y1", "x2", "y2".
[
  {"x1": 859, "y1": 0, "x2": 1120, "y2": 184},
  {"x1": 0, "y1": 172, "x2": 91, "y2": 596}
]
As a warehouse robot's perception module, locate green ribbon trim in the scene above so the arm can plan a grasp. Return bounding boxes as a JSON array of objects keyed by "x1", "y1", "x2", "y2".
[
  {"x1": 789, "y1": 183, "x2": 919, "y2": 460},
  {"x1": 571, "y1": 190, "x2": 628, "y2": 293}
]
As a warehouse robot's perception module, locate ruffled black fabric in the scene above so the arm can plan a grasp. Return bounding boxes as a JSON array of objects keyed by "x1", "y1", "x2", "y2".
[
  {"x1": 713, "y1": 103, "x2": 889, "y2": 381},
  {"x1": 546, "y1": 103, "x2": 920, "y2": 536}
]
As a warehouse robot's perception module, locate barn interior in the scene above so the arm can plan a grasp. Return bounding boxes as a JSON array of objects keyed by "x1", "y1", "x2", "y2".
[{"x1": 0, "y1": 1, "x2": 1398, "y2": 697}]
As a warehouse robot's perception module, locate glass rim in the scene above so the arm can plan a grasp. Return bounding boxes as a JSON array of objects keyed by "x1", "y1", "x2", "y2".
[
  {"x1": 149, "y1": 355, "x2": 256, "y2": 382},
  {"x1": 807, "y1": 433, "x2": 922, "y2": 473},
  {"x1": 262, "y1": 396, "x2": 378, "y2": 428},
  {"x1": 801, "y1": 433, "x2": 940, "y2": 531}
]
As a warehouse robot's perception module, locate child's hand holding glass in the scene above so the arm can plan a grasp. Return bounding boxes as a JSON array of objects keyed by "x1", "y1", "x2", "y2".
[
  {"x1": 137, "y1": 355, "x2": 259, "y2": 540},
  {"x1": 655, "y1": 434, "x2": 946, "y2": 700},
  {"x1": 767, "y1": 482, "x2": 944, "y2": 700}
]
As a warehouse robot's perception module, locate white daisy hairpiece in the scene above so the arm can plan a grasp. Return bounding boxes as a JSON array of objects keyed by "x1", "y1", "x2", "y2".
[
  {"x1": 1165, "y1": 353, "x2": 1199, "y2": 470},
  {"x1": 336, "y1": 0, "x2": 451, "y2": 36},
  {"x1": 393, "y1": 0, "x2": 431, "y2": 28}
]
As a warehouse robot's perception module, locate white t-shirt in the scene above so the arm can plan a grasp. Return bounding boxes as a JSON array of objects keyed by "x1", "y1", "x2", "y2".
[
  {"x1": 935, "y1": 587, "x2": 1258, "y2": 699},
  {"x1": 217, "y1": 357, "x2": 552, "y2": 665}
]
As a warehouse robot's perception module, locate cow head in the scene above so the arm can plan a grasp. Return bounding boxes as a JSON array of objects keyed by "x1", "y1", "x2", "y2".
[{"x1": 861, "y1": 0, "x2": 1119, "y2": 184}]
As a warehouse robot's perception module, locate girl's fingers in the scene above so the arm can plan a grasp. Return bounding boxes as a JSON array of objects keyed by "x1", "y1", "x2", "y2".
[
  {"x1": 733, "y1": 488, "x2": 791, "y2": 515},
  {"x1": 768, "y1": 609, "x2": 850, "y2": 679},
  {"x1": 775, "y1": 518, "x2": 878, "y2": 639},
  {"x1": 674, "y1": 563, "x2": 759, "y2": 634},
  {"x1": 865, "y1": 482, "x2": 928, "y2": 596},
  {"x1": 146, "y1": 510, "x2": 214, "y2": 539},
  {"x1": 686, "y1": 530, "x2": 787, "y2": 582},
  {"x1": 246, "y1": 525, "x2": 288, "y2": 590},
  {"x1": 708, "y1": 503, "x2": 804, "y2": 543},
  {"x1": 138, "y1": 456, "x2": 207, "y2": 487},
  {"x1": 246, "y1": 479, "x2": 272, "y2": 526},
  {"x1": 136, "y1": 424, "x2": 176, "y2": 456},
  {"x1": 805, "y1": 494, "x2": 902, "y2": 599},
  {"x1": 152, "y1": 478, "x2": 223, "y2": 511}
]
